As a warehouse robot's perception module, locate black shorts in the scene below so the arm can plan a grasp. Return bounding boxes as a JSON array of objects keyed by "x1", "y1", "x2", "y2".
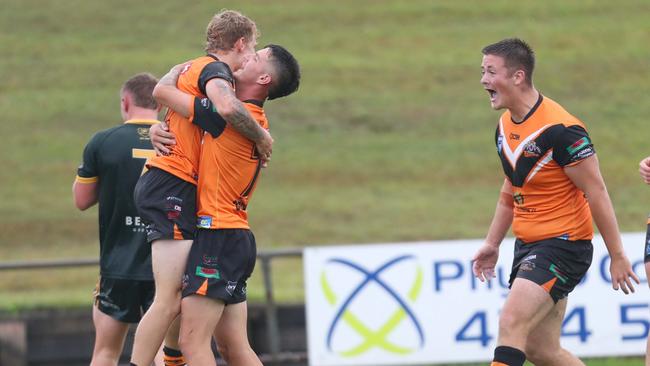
[
  {"x1": 644, "y1": 216, "x2": 650, "y2": 263},
  {"x1": 134, "y1": 167, "x2": 196, "y2": 243},
  {"x1": 181, "y1": 229, "x2": 257, "y2": 305},
  {"x1": 94, "y1": 277, "x2": 155, "y2": 323},
  {"x1": 509, "y1": 238, "x2": 593, "y2": 303}
]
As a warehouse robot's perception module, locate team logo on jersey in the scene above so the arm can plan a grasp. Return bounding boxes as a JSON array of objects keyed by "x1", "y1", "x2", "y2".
[
  {"x1": 513, "y1": 192, "x2": 524, "y2": 205},
  {"x1": 520, "y1": 260, "x2": 535, "y2": 271},
  {"x1": 137, "y1": 127, "x2": 150, "y2": 140},
  {"x1": 523, "y1": 141, "x2": 542, "y2": 158},
  {"x1": 509, "y1": 132, "x2": 520, "y2": 140}
]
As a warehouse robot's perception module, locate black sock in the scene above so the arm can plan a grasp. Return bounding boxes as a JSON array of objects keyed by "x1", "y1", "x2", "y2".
[
  {"x1": 492, "y1": 345, "x2": 526, "y2": 366},
  {"x1": 163, "y1": 346, "x2": 186, "y2": 366},
  {"x1": 163, "y1": 346, "x2": 183, "y2": 357}
]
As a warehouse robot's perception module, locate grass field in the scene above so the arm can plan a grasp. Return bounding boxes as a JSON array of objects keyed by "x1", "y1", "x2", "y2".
[{"x1": 1, "y1": 0, "x2": 649, "y2": 363}]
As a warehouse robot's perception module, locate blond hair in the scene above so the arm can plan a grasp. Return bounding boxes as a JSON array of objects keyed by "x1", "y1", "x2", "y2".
[{"x1": 205, "y1": 10, "x2": 258, "y2": 52}]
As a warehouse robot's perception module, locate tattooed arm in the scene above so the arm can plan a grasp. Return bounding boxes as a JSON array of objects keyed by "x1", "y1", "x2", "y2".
[{"x1": 205, "y1": 78, "x2": 273, "y2": 160}]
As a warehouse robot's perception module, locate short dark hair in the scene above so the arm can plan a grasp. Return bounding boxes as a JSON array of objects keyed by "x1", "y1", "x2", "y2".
[
  {"x1": 482, "y1": 38, "x2": 535, "y2": 85},
  {"x1": 122, "y1": 73, "x2": 159, "y2": 109},
  {"x1": 265, "y1": 44, "x2": 301, "y2": 100}
]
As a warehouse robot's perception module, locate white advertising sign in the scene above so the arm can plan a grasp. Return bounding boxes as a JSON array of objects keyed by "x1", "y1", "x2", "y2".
[{"x1": 304, "y1": 233, "x2": 650, "y2": 365}]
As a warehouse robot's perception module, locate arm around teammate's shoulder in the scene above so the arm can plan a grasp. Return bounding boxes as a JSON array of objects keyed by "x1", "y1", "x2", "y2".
[
  {"x1": 153, "y1": 64, "x2": 192, "y2": 118},
  {"x1": 204, "y1": 78, "x2": 273, "y2": 159}
]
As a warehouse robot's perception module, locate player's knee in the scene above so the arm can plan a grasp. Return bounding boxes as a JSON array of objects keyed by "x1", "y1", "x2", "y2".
[
  {"x1": 151, "y1": 295, "x2": 182, "y2": 319},
  {"x1": 216, "y1": 338, "x2": 254, "y2": 362},
  {"x1": 178, "y1": 335, "x2": 198, "y2": 356},
  {"x1": 498, "y1": 311, "x2": 527, "y2": 339}
]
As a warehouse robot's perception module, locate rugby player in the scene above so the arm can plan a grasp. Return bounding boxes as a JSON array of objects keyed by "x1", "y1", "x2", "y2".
[
  {"x1": 129, "y1": 10, "x2": 272, "y2": 366},
  {"x1": 74, "y1": 73, "x2": 177, "y2": 366},
  {"x1": 472, "y1": 38, "x2": 639, "y2": 366},
  {"x1": 150, "y1": 44, "x2": 300, "y2": 365}
]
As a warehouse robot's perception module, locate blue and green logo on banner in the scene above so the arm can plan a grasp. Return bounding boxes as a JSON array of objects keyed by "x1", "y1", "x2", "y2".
[{"x1": 320, "y1": 255, "x2": 424, "y2": 357}]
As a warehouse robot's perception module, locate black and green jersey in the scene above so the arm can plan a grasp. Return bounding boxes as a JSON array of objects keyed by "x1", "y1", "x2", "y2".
[{"x1": 76, "y1": 119, "x2": 159, "y2": 280}]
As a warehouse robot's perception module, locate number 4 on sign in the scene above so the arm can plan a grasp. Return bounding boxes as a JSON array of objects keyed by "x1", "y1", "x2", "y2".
[
  {"x1": 455, "y1": 311, "x2": 493, "y2": 347},
  {"x1": 561, "y1": 306, "x2": 591, "y2": 343},
  {"x1": 455, "y1": 307, "x2": 592, "y2": 347}
]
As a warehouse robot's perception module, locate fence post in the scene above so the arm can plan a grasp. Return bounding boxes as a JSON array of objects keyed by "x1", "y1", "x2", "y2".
[{"x1": 260, "y1": 254, "x2": 281, "y2": 358}]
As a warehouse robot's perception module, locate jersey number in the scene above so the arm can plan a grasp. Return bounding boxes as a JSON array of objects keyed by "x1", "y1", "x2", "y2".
[{"x1": 132, "y1": 148, "x2": 156, "y2": 175}]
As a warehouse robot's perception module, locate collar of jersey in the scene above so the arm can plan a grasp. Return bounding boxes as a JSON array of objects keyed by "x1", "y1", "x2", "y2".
[{"x1": 124, "y1": 119, "x2": 160, "y2": 125}]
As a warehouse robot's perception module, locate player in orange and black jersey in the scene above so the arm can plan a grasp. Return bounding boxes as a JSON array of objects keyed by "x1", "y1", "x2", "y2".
[
  {"x1": 150, "y1": 44, "x2": 300, "y2": 366},
  {"x1": 129, "y1": 10, "x2": 274, "y2": 366},
  {"x1": 472, "y1": 38, "x2": 638, "y2": 366},
  {"x1": 73, "y1": 73, "x2": 181, "y2": 366}
]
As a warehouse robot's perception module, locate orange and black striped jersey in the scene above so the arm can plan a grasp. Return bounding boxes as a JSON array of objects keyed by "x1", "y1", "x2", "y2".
[
  {"x1": 147, "y1": 56, "x2": 234, "y2": 185},
  {"x1": 190, "y1": 98, "x2": 268, "y2": 229},
  {"x1": 496, "y1": 95, "x2": 596, "y2": 243}
]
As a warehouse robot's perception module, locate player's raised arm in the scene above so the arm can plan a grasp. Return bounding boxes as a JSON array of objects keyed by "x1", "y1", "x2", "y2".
[
  {"x1": 205, "y1": 78, "x2": 273, "y2": 160},
  {"x1": 564, "y1": 155, "x2": 640, "y2": 294},
  {"x1": 472, "y1": 178, "x2": 514, "y2": 281}
]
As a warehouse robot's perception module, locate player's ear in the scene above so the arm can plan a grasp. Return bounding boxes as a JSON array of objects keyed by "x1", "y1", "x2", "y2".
[
  {"x1": 257, "y1": 73, "x2": 271, "y2": 86},
  {"x1": 233, "y1": 37, "x2": 245, "y2": 52},
  {"x1": 513, "y1": 69, "x2": 526, "y2": 86},
  {"x1": 121, "y1": 94, "x2": 130, "y2": 113}
]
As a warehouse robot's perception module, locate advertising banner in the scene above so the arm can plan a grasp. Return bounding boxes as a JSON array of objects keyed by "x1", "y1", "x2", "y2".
[{"x1": 304, "y1": 233, "x2": 650, "y2": 365}]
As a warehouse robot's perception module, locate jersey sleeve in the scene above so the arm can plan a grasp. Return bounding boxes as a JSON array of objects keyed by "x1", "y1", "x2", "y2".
[
  {"x1": 191, "y1": 97, "x2": 227, "y2": 138},
  {"x1": 198, "y1": 61, "x2": 235, "y2": 95},
  {"x1": 76, "y1": 132, "x2": 103, "y2": 183},
  {"x1": 552, "y1": 125, "x2": 596, "y2": 167}
]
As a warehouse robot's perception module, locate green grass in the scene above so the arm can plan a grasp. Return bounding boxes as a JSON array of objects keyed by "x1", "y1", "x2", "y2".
[{"x1": 1, "y1": 2, "x2": 650, "y2": 361}]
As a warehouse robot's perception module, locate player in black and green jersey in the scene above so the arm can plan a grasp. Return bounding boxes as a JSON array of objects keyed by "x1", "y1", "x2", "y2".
[{"x1": 74, "y1": 73, "x2": 183, "y2": 366}]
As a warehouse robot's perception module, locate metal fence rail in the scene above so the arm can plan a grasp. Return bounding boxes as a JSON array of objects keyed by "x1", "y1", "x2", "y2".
[{"x1": 0, "y1": 247, "x2": 304, "y2": 361}]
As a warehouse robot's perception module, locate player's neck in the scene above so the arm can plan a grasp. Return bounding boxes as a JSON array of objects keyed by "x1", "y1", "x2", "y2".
[
  {"x1": 508, "y1": 87, "x2": 539, "y2": 123},
  {"x1": 208, "y1": 51, "x2": 239, "y2": 72},
  {"x1": 124, "y1": 106, "x2": 158, "y2": 122},
  {"x1": 235, "y1": 84, "x2": 267, "y2": 104}
]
